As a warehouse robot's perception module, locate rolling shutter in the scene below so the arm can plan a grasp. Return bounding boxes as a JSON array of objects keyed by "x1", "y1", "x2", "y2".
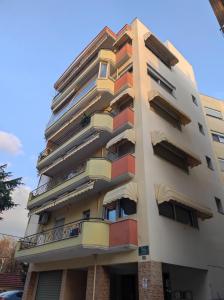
[{"x1": 36, "y1": 271, "x2": 62, "y2": 300}]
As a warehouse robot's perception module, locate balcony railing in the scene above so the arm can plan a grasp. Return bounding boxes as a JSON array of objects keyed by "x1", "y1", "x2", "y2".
[
  {"x1": 38, "y1": 116, "x2": 91, "y2": 162},
  {"x1": 31, "y1": 164, "x2": 86, "y2": 198},
  {"x1": 46, "y1": 75, "x2": 97, "y2": 129},
  {"x1": 19, "y1": 218, "x2": 103, "y2": 250}
]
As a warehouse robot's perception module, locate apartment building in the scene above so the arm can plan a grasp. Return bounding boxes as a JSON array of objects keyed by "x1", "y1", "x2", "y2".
[
  {"x1": 201, "y1": 94, "x2": 224, "y2": 185},
  {"x1": 15, "y1": 19, "x2": 224, "y2": 300},
  {"x1": 209, "y1": 0, "x2": 224, "y2": 33}
]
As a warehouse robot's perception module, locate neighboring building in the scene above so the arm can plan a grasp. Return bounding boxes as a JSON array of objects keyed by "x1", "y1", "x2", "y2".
[
  {"x1": 0, "y1": 273, "x2": 23, "y2": 292},
  {"x1": 209, "y1": 0, "x2": 224, "y2": 33},
  {"x1": 201, "y1": 94, "x2": 224, "y2": 184},
  {"x1": 16, "y1": 19, "x2": 224, "y2": 300}
]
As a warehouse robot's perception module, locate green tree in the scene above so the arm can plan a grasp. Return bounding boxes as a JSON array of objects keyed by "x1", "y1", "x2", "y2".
[{"x1": 0, "y1": 164, "x2": 22, "y2": 218}]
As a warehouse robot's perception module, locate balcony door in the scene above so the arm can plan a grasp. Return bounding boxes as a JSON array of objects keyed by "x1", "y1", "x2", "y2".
[{"x1": 53, "y1": 218, "x2": 65, "y2": 241}]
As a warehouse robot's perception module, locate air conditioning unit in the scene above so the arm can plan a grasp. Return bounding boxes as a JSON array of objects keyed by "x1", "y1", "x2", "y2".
[{"x1": 38, "y1": 212, "x2": 50, "y2": 225}]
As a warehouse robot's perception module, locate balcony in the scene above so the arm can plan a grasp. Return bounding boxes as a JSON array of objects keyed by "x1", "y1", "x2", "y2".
[
  {"x1": 115, "y1": 72, "x2": 133, "y2": 94},
  {"x1": 52, "y1": 49, "x2": 116, "y2": 111},
  {"x1": 37, "y1": 113, "x2": 114, "y2": 176},
  {"x1": 28, "y1": 154, "x2": 135, "y2": 210},
  {"x1": 111, "y1": 154, "x2": 135, "y2": 182},
  {"x1": 28, "y1": 158, "x2": 111, "y2": 210},
  {"x1": 15, "y1": 219, "x2": 137, "y2": 263},
  {"x1": 116, "y1": 43, "x2": 132, "y2": 68},
  {"x1": 113, "y1": 107, "x2": 134, "y2": 132}
]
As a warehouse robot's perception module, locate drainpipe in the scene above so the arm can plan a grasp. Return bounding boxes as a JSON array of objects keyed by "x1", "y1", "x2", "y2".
[{"x1": 92, "y1": 254, "x2": 97, "y2": 300}]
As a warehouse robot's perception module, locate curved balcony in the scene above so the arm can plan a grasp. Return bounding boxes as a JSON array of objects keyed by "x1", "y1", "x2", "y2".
[
  {"x1": 45, "y1": 76, "x2": 115, "y2": 139},
  {"x1": 28, "y1": 154, "x2": 135, "y2": 211},
  {"x1": 28, "y1": 158, "x2": 111, "y2": 209},
  {"x1": 15, "y1": 219, "x2": 137, "y2": 263},
  {"x1": 38, "y1": 113, "x2": 113, "y2": 176},
  {"x1": 51, "y1": 49, "x2": 116, "y2": 111}
]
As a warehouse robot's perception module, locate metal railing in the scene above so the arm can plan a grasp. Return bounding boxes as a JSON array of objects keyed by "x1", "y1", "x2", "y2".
[
  {"x1": 19, "y1": 218, "x2": 104, "y2": 250},
  {"x1": 31, "y1": 164, "x2": 86, "y2": 199},
  {"x1": 46, "y1": 75, "x2": 97, "y2": 129}
]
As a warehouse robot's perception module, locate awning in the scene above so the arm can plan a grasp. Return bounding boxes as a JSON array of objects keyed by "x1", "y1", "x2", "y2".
[
  {"x1": 151, "y1": 131, "x2": 201, "y2": 168},
  {"x1": 155, "y1": 184, "x2": 213, "y2": 219},
  {"x1": 103, "y1": 182, "x2": 138, "y2": 205},
  {"x1": 106, "y1": 129, "x2": 135, "y2": 149},
  {"x1": 149, "y1": 90, "x2": 191, "y2": 126},
  {"x1": 144, "y1": 33, "x2": 179, "y2": 67},
  {"x1": 31, "y1": 181, "x2": 95, "y2": 215},
  {"x1": 110, "y1": 88, "x2": 134, "y2": 107}
]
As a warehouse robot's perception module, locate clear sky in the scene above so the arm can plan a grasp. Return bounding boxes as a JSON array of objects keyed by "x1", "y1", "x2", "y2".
[{"x1": 0, "y1": 0, "x2": 223, "y2": 236}]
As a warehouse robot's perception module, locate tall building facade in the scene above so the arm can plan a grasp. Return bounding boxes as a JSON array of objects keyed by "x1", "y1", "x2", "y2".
[
  {"x1": 209, "y1": 0, "x2": 224, "y2": 33},
  {"x1": 201, "y1": 94, "x2": 224, "y2": 185},
  {"x1": 16, "y1": 19, "x2": 224, "y2": 300}
]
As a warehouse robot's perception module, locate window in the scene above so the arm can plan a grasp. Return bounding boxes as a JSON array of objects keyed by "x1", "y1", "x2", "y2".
[
  {"x1": 192, "y1": 95, "x2": 198, "y2": 106},
  {"x1": 147, "y1": 65, "x2": 175, "y2": 95},
  {"x1": 218, "y1": 158, "x2": 224, "y2": 171},
  {"x1": 198, "y1": 123, "x2": 205, "y2": 135},
  {"x1": 104, "y1": 199, "x2": 136, "y2": 221},
  {"x1": 105, "y1": 203, "x2": 117, "y2": 221},
  {"x1": 83, "y1": 209, "x2": 90, "y2": 220},
  {"x1": 153, "y1": 143, "x2": 189, "y2": 172},
  {"x1": 205, "y1": 107, "x2": 223, "y2": 119},
  {"x1": 150, "y1": 101, "x2": 181, "y2": 130},
  {"x1": 215, "y1": 197, "x2": 224, "y2": 214},
  {"x1": 158, "y1": 202, "x2": 198, "y2": 228},
  {"x1": 212, "y1": 132, "x2": 224, "y2": 143},
  {"x1": 99, "y1": 62, "x2": 108, "y2": 78},
  {"x1": 206, "y1": 156, "x2": 214, "y2": 170}
]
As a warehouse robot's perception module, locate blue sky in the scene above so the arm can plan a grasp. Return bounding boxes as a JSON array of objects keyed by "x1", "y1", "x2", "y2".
[{"x1": 0, "y1": 0, "x2": 223, "y2": 235}]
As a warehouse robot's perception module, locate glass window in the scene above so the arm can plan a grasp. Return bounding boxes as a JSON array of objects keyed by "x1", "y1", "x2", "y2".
[
  {"x1": 206, "y1": 156, "x2": 214, "y2": 170},
  {"x1": 83, "y1": 209, "x2": 90, "y2": 220},
  {"x1": 218, "y1": 158, "x2": 224, "y2": 172},
  {"x1": 158, "y1": 202, "x2": 198, "y2": 228},
  {"x1": 205, "y1": 107, "x2": 223, "y2": 119},
  {"x1": 198, "y1": 123, "x2": 205, "y2": 135},
  {"x1": 119, "y1": 198, "x2": 136, "y2": 217},
  {"x1": 192, "y1": 95, "x2": 198, "y2": 106},
  {"x1": 212, "y1": 132, "x2": 224, "y2": 143},
  {"x1": 147, "y1": 65, "x2": 175, "y2": 95},
  {"x1": 215, "y1": 197, "x2": 224, "y2": 214},
  {"x1": 99, "y1": 62, "x2": 108, "y2": 78},
  {"x1": 158, "y1": 202, "x2": 175, "y2": 219}
]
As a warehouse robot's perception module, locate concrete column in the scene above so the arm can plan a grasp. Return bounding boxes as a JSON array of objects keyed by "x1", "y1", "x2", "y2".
[
  {"x1": 22, "y1": 271, "x2": 38, "y2": 300},
  {"x1": 86, "y1": 265, "x2": 110, "y2": 300},
  {"x1": 138, "y1": 261, "x2": 164, "y2": 300}
]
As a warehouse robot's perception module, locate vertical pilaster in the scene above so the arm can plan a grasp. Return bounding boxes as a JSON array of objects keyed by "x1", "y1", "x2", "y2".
[
  {"x1": 138, "y1": 261, "x2": 164, "y2": 300},
  {"x1": 22, "y1": 271, "x2": 38, "y2": 300},
  {"x1": 86, "y1": 265, "x2": 110, "y2": 300}
]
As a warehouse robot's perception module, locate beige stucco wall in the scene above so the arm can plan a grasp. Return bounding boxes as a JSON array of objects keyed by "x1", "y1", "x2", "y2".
[
  {"x1": 132, "y1": 17, "x2": 224, "y2": 271},
  {"x1": 201, "y1": 94, "x2": 224, "y2": 184}
]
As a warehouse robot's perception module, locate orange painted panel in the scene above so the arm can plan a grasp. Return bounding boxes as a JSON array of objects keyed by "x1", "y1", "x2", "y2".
[
  {"x1": 116, "y1": 44, "x2": 132, "y2": 65},
  {"x1": 111, "y1": 154, "x2": 135, "y2": 179},
  {"x1": 109, "y1": 219, "x2": 137, "y2": 247},
  {"x1": 113, "y1": 107, "x2": 134, "y2": 131},
  {"x1": 114, "y1": 72, "x2": 133, "y2": 94}
]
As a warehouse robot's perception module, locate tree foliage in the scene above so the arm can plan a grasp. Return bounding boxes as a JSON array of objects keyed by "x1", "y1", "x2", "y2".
[{"x1": 0, "y1": 164, "x2": 23, "y2": 217}]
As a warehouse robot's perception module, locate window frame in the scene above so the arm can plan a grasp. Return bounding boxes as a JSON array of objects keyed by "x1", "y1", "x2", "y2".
[
  {"x1": 158, "y1": 201, "x2": 199, "y2": 228},
  {"x1": 198, "y1": 122, "x2": 205, "y2": 135},
  {"x1": 147, "y1": 65, "x2": 175, "y2": 96},
  {"x1": 215, "y1": 197, "x2": 224, "y2": 214},
  {"x1": 98, "y1": 61, "x2": 109, "y2": 79},
  {"x1": 212, "y1": 132, "x2": 224, "y2": 144},
  {"x1": 205, "y1": 156, "x2": 214, "y2": 170},
  {"x1": 205, "y1": 107, "x2": 223, "y2": 120}
]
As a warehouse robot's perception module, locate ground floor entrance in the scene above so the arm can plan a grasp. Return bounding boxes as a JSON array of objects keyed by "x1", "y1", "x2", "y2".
[
  {"x1": 23, "y1": 261, "x2": 212, "y2": 300},
  {"x1": 109, "y1": 263, "x2": 138, "y2": 300}
]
